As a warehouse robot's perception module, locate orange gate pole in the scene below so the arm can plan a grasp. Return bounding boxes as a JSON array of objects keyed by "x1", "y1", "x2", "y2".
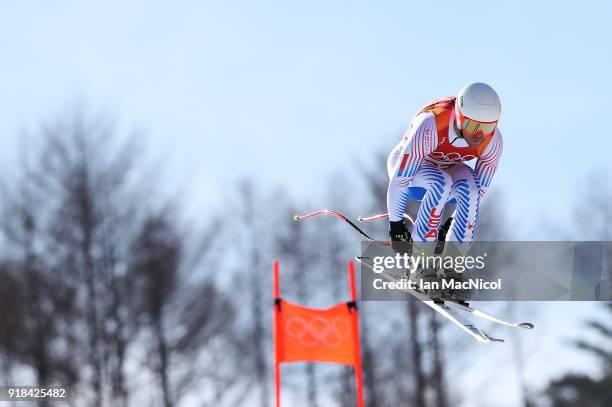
[
  {"x1": 273, "y1": 260, "x2": 281, "y2": 407},
  {"x1": 348, "y1": 261, "x2": 365, "y2": 407}
]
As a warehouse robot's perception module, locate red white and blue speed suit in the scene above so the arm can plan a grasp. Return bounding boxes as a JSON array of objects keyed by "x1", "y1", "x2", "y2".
[{"x1": 387, "y1": 97, "x2": 503, "y2": 251}]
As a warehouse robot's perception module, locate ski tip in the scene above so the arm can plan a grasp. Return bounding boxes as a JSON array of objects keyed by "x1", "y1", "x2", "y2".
[
  {"x1": 480, "y1": 336, "x2": 504, "y2": 343},
  {"x1": 518, "y1": 323, "x2": 535, "y2": 330},
  {"x1": 292, "y1": 214, "x2": 301, "y2": 221},
  {"x1": 482, "y1": 334, "x2": 505, "y2": 343},
  {"x1": 356, "y1": 216, "x2": 364, "y2": 222}
]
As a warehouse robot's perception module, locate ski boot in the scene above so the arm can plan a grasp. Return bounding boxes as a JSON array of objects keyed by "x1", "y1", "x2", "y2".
[
  {"x1": 438, "y1": 240, "x2": 473, "y2": 304},
  {"x1": 441, "y1": 270, "x2": 472, "y2": 304},
  {"x1": 410, "y1": 267, "x2": 443, "y2": 300}
]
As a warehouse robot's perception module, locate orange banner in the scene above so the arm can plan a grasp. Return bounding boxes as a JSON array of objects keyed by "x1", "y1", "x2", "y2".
[{"x1": 275, "y1": 300, "x2": 357, "y2": 365}]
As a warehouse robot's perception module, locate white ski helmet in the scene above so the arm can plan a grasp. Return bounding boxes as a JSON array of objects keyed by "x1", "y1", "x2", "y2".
[{"x1": 455, "y1": 83, "x2": 501, "y2": 135}]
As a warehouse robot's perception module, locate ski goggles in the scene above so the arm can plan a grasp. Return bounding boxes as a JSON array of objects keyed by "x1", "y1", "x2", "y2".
[{"x1": 456, "y1": 110, "x2": 498, "y2": 136}]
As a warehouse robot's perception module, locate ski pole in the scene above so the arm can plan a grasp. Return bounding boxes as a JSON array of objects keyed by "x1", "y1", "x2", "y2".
[{"x1": 293, "y1": 209, "x2": 389, "y2": 245}]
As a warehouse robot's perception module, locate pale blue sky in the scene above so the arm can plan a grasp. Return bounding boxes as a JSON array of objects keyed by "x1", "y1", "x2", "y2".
[
  {"x1": 2, "y1": 1, "x2": 611, "y2": 226},
  {"x1": 1, "y1": 2, "x2": 610, "y2": 405}
]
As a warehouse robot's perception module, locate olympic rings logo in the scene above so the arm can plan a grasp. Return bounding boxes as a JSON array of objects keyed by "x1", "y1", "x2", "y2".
[
  {"x1": 285, "y1": 315, "x2": 350, "y2": 348},
  {"x1": 429, "y1": 151, "x2": 476, "y2": 162}
]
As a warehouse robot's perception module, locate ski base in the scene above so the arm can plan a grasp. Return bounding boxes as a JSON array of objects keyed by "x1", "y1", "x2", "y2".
[{"x1": 356, "y1": 256, "x2": 535, "y2": 343}]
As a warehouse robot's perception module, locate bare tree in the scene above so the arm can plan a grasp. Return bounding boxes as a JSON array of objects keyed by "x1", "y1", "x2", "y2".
[
  {"x1": 428, "y1": 312, "x2": 447, "y2": 407},
  {"x1": 130, "y1": 211, "x2": 235, "y2": 407},
  {"x1": 229, "y1": 180, "x2": 273, "y2": 407},
  {"x1": 0, "y1": 147, "x2": 80, "y2": 406},
  {"x1": 26, "y1": 111, "x2": 150, "y2": 406},
  {"x1": 131, "y1": 214, "x2": 179, "y2": 407},
  {"x1": 407, "y1": 301, "x2": 427, "y2": 407},
  {"x1": 0, "y1": 109, "x2": 242, "y2": 407}
]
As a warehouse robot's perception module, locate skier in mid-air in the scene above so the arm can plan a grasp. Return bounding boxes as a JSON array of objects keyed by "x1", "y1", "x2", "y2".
[
  {"x1": 294, "y1": 82, "x2": 533, "y2": 341},
  {"x1": 386, "y1": 82, "x2": 503, "y2": 300}
]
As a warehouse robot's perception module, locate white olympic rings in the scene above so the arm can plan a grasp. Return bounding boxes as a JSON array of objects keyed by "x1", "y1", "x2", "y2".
[{"x1": 285, "y1": 315, "x2": 350, "y2": 348}]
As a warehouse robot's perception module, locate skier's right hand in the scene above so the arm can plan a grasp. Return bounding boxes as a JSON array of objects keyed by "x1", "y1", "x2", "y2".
[{"x1": 389, "y1": 220, "x2": 412, "y2": 254}]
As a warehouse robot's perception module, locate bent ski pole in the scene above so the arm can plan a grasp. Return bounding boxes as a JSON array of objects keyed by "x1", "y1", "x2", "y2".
[
  {"x1": 293, "y1": 209, "x2": 388, "y2": 245},
  {"x1": 357, "y1": 213, "x2": 416, "y2": 225}
]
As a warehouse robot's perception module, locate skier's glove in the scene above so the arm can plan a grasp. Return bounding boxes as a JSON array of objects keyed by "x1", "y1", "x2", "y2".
[{"x1": 389, "y1": 220, "x2": 412, "y2": 254}]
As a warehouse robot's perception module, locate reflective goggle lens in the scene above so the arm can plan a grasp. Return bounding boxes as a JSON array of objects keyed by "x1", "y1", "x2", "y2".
[{"x1": 462, "y1": 118, "x2": 497, "y2": 135}]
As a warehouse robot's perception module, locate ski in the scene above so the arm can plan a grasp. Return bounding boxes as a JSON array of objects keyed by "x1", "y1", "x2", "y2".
[
  {"x1": 356, "y1": 256, "x2": 505, "y2": 343},
  {"x1": 294, "y1": 209, "x2": 535, "y2": 342},
  {"x1": 355, "y1": 212, "x2": 535, "y2": 330},
  {"x1": 444, "y1": 301, "x2": 534, "y2": 330}
]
